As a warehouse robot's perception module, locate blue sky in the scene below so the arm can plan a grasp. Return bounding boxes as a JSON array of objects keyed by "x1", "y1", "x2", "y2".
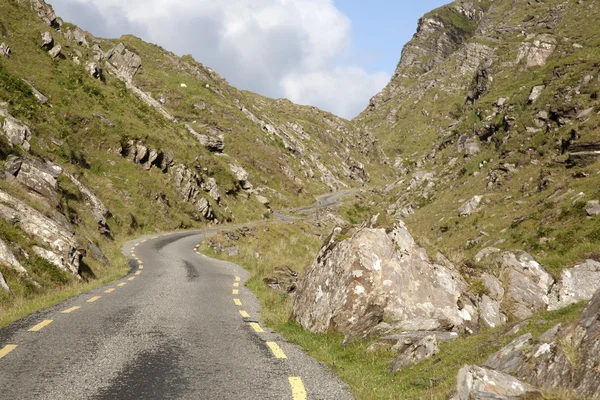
[
  {"x1": 335, "y1": 0, "x2": 449, "y2": 74},
  {"x1": 51, "y1": 0, "x2": 450, "y2": 118}
]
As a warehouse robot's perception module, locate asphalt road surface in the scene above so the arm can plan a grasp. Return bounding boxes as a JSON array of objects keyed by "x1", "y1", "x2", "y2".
[{"x1": 0, "y1": 193, "x2": 356, "y2": 399}]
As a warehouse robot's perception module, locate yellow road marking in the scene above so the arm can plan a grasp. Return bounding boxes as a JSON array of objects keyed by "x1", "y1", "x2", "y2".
[
  {"x1": 233, "y1": 282, "x2": 239, "y2": 287},
  {"x1": 289, "y1": 377, "x2": 307, "y2": 400},
  {"x1": 142, "y1": 239, "x2": 147, "y2": 243},
  {"x1": 232, "y1": 289, "x2": 239, "y2": 295},
  {"x1": 128, "y1": 277, "x2": 135, "y2": 281},
  {"x1": 139, "y1": 265, "x2": 144, "y2": 270},
  {"x1": 135, "y1": 271, "x2": 141, "y2": 275},
  {"x1": 62, "y1": 306, "x2": 81, "y2": 313},
  {"x1": 152, "y1": 236, "x2": 158, "y2": 239},
  {"x1": 0, "y1": 344, "x2": 18, "y2": 359},
  {"x1": 133, "y1": 244, "x2": 138, "y2": 248},
  {"x1": 105, "y1": 288, "x2": 115, "y2": 293},
  {"x1": 29, "y1": 320, "x2": 53, "y2": 332},
  {"x1": 249, "y1": 322, "x2": 264, "y2": 333},
  {"x1": 234, "y1": 299, "x2": 242, "y2": 306},
  {"x1": 239, "y1": 310, "x2": 250, "y2": 318},
  {"x1": 235, "y1": 276, "x2": 241, "y2": 282},
  {"x1": 118, "y1": 283, "x2": 126, "y2": 287},
  {"x1": 87, "y1": 296, "x2": 101, "y2": 303},
  {"x1": 266, "y1": 342, "x2": 287, "y2": 359}
]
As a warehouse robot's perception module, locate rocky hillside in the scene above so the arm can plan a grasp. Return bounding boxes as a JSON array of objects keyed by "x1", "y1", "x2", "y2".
[
  {"x1": 0, "y1": 0, "x2": 389, "y2": 313},
  {"x1": 288, "y1": 0, "x2": 600, "y2": 398}
]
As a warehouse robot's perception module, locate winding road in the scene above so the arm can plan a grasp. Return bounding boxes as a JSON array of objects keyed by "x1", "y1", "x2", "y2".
[{"x1": 0, "y1": 191, "x2": 356, "y2": 399}]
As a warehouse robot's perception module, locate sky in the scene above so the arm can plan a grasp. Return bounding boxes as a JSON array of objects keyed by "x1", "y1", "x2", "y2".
[{"x1": 49, "y1": 0, "x2": 449, "y2": 119}]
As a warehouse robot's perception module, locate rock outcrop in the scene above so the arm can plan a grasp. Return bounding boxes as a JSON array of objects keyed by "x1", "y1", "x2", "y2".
[
  {"x1": 0, "y1": 108, "x2": 32, "y2": 151},
  {"x1": 293, "y1": 221, "x2": 478, "y2": 339},
  {"x1": 31, "y1": 0, "x2": 58, "y2": 27},
  {"x1": 548, "y1": 259, "x2": 600, "y2": 311},
  {"x1": 184, "y1": 124, "x2": 225, "y2": 153},
  {"x1": 458, "y1": 288, "x2": 600, "y2": 398},
  {"x1": 4, "y1": 156, "x2": 61, "y2": 206},
  {"x1": 105, "y1": 43, "x2": 141, "y2": 83},
  {"x1": 66, "y1": 174, "x2": 111, "y2": 236},
  {"x1": 0, "y1": 189, "x2": 82, "y2": 279}
]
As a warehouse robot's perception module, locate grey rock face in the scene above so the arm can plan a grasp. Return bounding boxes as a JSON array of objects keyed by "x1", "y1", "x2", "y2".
[
  {"x1": 456, "y1": 365, "x2": 540, "y2": 400},
  {"x1": 0, "y1": 271, "x2": 9, "y2": 292},
  {"x1": 502, "y1": 251, "x2": 554, "y2": 319},
  {"x1": 64, "y1": 28, "x2": 89, "y2": 47},
  {"x1": 516, "y1": 34, "x2": 557, "y2": 67},
  {"x1": 389, "y1": 335, "x2": 439, "y2": 372},
  {"x1": 483, "y1": 334, "x2": 533, "y2": 375},
  {"x1": 549, "y1": 259, "x2": 600, "y2": 311},
  {"x1": 105, "y1": 43, "x2": 142, "y2": 83},
  {"x1": 229, "y1": 164, "x2": 252, "y2": 190},
  {"x1": 456, "y1": 135, "x2": 481, "y2": 156},
  {"x1": 86, "y1": 62, "x2": 102, "y2": 80},
  {"x1": 479, "y1": 295, "x2": 507, "y2": 329},
  {"x1": 293, "y1": 221, "x2": 477, "y2": 338},
  {"x1": 255, "y1": 195, "x2": 270, "y2": 207},
  {"x1": 366, "y1": 331, "x2": 458, "y2": 353},
  {"x1": 6, "y1": 157, "x2": 61, "y2": 206},
  {"x1": 0, "y1": 108, "x2": 32, "y2": 151},
  {"x1": 31, "y1": 0, "x2": 58, "y2": 27},
  {"x1": 22, "y1": 80, "x2": 48, "y2": 104},
  {"x1": 0, "y1": 189, "x2": 82, "y2": 278},
  {"x1": 458, "y1": 195, "x2": 483, "y2": 217}
]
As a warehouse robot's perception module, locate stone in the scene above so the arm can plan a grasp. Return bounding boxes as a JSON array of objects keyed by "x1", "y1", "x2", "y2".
[
  {"x1": 528, "y1": 85, "x2": 545, "y2": 103},
  {"x1": 388, "y1": 335, "x2": 439, "y2": 372},
  {"x1": 502, "y1": 252, "x2": 554, "y2": 319},
  {"x1": 0, "y1": 43, "x2": 11, "y2": 57},
  {"x1": 226, "y1": 246, "x2": 239, "y2": 257},
  {"x1": 293, "y1": 221, "x2": 477, "y2": 338},
  {"x1": 483, "y1": 334, "x2": 533, "y2": 374},
  {"x1": 480, "y1": 273, "x2": 504, "y2": 301},
  {"x1": 41, "y1": 32, "x2": 53, "y2": 49},
  {"x1": 479, "y1": 295, "x2": 507, "y2": 328},
  {"x1": 229, "y1": 164, "x2": 252, "y2": 190},
  {"x1": 184, "y1": 124, "x2": 224, "y2": 152},
  {"x1": 0, "y1": 109, "x2": 32, "y2": 151},
  {"x1": 48, "y1": 44, "x2": 62, "y2": 59},
  {"x1": 64, "y1": 28, "x2": 88, "y2": 47},
  {"x1": 458, "y1": 195, "x2": 483, "y2": 217},
  {"x1": 548, "y1": 259, "x2": 600, "y2": 310},
  {"x1": 0, "y1": 189, "x2": 82, "y2": 278},
  {"x1": 516, "y1": 34, "x2": 557, "y2": 67},
  {"x1": 256, "y1": 195, "x2": 270, "y2": 206},
  {"x1": 567, "y1": 142, "x2": 600, "y2": 166},
  {"x1": 456, "y1": 135, "x2": 480, "y2": 156},
  {"x1": 22, "y1": 80, "x2": 48, "y2": 104},
  {"x1": 31, "y1": 0, "x2": 59, "y2": 27},
  {"x1": 585, "y1": 200, "x2": 600, "y2": 216},
  {"x1": 105, "y1": 43, "x2": 142, "y2": 83},
  {"x1": 456, "y1": 365, "x2": 540, "y2": 400},
  {"x1": 11, "y1": 158, "x2": 60, "y2": 205}
]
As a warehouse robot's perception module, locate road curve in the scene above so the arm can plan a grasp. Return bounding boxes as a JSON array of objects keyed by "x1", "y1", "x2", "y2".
[
  {"x1": 273, "y1": 189, "x2": 357, "y2": 221},
  {"x1": 0, "y1": 191, "x2": 357, "y2": 399}
]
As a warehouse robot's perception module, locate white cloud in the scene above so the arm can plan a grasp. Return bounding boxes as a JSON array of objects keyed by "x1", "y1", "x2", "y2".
[{"x1": 50, "y1": 0, "x2": 390, "y2": 119}]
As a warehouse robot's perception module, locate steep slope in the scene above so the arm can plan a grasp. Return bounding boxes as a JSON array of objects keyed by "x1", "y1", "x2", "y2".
[
  {"x1": 354, "y1": 0, "x2": 600, "y2": 274},
  {"x1": 0, "y1": 0, "x2": 388, "y2": 316}
]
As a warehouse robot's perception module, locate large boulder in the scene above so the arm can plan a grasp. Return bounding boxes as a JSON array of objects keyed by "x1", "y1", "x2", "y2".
[
  {"x1": 516, "y1": 34, "x2": 557, "y2": 67},
  {"x1": 0, "y1": 189, "x2": 82, "y2": 278},
  {"x1": 293, "y1": 221, "x2": 477, "y2": 338},
  {"x1": 5, "y1": 156, "x2": 61, "y2": 206},
  {"x1": 105, "y1": 43, "x2": 142, "y2": 83},
  {"x1": 184, "y1": 124, "x2": 225, "y2": 152},
  {"x1": 229, "y1": 164, "x2": 253, "y2": 190},
  {"x1": 458, "y1": 195, "x2": 482, "y2": 217},
  {"x1": 388, "y1": 335, "x2": 439, "y2": 372},
  {"x1": 549, "y1": 260, "x2": 600, "y2": 311},
  {"x1": 456, "y1": 365, "x2": 540, "y2": 399}
]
